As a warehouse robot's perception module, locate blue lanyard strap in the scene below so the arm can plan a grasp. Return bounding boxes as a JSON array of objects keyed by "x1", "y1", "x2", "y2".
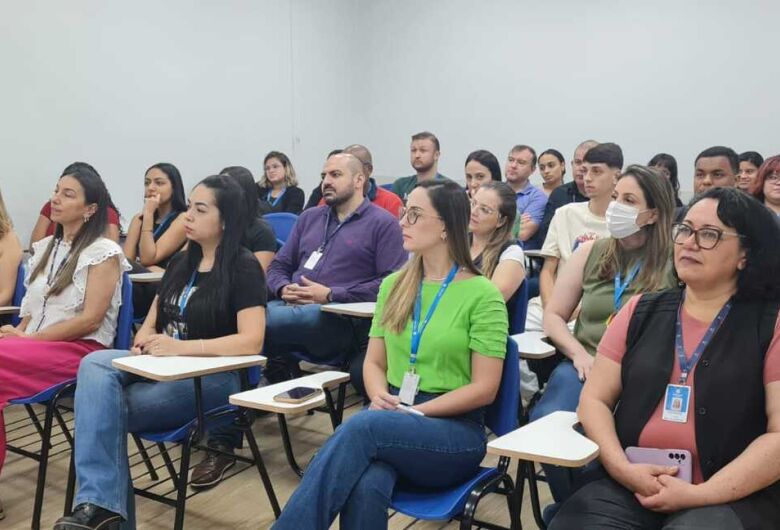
[
  {"x1": 613, "y1": 261, "x2": 642, "y2": 312},
  {"x1": 153, "y1": 211, "x2": 178, "y2": 238},
  {"x1": 320, "y1": 209, "x2": 354, "y2": 251},
  {"x1": 675, "y1": 293, "x2": 732, "y2": 384},
  {"x1": 267, "y1": 187, "x2": 287, "y2": 207},
  {"x1": 410, "y1": 264, "x2": 459, "y2": 368},
  {"x1": 178, "y1": 269, "x2": 199, "y2": 316}
]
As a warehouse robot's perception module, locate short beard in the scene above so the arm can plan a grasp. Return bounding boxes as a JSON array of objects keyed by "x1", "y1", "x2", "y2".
[
  {"x1": 413, "y1": 161, "x2": 435, "y2": 174},
  {"x1": 323, "y1": 189, "x2": 353, "y2": 207}
]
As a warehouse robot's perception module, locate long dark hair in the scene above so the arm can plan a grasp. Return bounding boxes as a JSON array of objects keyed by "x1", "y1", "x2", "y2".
[
  {"x1": 221, "y1": 166, "x2": 260, "y2": 219},
  {"x1": 146, "y1": 162, "x2": 187, "y2": 217},
  {"x1": 465, "y1": 150, "x2": 502, "y2": 181},
  {"x1": 381, "y1": 180, "x2": 479, "y2": 333},
  {"x1": 155, "y1": 175, "x2": 248, "y2": 332},
  {"x1": 30, "y1": 162, "x2": 110, "y2": 295},
  {"x1": 680, "y1": 187, "x2": 780, "y2": 301}
]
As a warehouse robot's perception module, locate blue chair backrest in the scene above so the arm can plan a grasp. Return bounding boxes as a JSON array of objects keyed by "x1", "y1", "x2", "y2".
[
  {"x1": 509, "y1": 280, "x2": 530, "y2": 335},
  {"x1": 11, "y1": 261, "x2": 26, "y2": 326},
  {"x1": 379, "y1": 183, "x2": 394, "y2": 191},
  {"x1": 114, "y1": 272, "x2": 134, "y2": 349},
  {"x1": 484, "y1": 337, "x2": 520, "y2": 437},
  {"x1": 263, "y1": 213, "x2": 298, "y2": 244}
]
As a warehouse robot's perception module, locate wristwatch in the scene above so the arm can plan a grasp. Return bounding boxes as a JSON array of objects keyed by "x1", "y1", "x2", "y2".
[{"x1": 326, "y1": 289, "x2": 333, "y2": 303}]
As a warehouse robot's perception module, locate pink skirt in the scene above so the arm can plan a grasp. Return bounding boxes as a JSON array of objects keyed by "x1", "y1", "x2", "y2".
[{"x1": 0, "y1": 336, "x2": 104, "y2": 473}]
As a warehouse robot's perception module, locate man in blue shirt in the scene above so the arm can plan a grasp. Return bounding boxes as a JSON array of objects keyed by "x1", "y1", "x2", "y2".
[{"x1": 505, "y1": 144, "x2": 548, "y2": 242}]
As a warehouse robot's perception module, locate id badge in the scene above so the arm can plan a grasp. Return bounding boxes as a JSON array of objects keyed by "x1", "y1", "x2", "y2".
[
  {"x1": 662, "y1": 384, "x2": 690, "y2": 423},
  {"x1": 399, "y1": 371, "x2": 420, "y2": 405},
  {"x1": 303, "y1": 250, "x2": 323, "y2": 270}
]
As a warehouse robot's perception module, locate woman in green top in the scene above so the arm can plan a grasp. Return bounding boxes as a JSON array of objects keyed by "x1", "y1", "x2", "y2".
[
  {"x1": 273, "y1": 180, "x2": 508, "y2": 530},
  {"x1": 530, "y1": 165, "x2": 676, "y2": 504}
]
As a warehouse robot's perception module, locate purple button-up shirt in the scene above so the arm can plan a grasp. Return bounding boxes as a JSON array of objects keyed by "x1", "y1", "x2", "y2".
[{"x1": 267, "y1": 199, "x2": 407, "y2": 303}]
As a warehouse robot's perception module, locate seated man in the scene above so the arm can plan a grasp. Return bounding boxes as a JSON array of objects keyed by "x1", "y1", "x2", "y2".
[
  {"x1": 191, "y1": 153, "x2": 406, "y2": 489},
  {"x1": 392, "y1": 131, "x2": 451, "y2": 203},
  {"x1": 504, "y1": 144, "x2": 548, "y2": 242}
]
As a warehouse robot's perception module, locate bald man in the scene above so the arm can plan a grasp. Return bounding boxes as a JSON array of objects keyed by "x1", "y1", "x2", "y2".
[
  {"x1": 304, "y1": 145, "x2": 403, "y2": 217},
  {"x1": 192, "y1": 153, "x2": 407, "y2": 488}
]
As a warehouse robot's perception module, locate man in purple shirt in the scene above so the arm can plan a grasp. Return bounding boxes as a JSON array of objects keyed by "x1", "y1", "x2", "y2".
[
  {"x1": 505, "y1": 144, "x2": 548, "y2": 242},
  {"x1": 190, "y1": 153, "x2": 406, "y2": 488}
]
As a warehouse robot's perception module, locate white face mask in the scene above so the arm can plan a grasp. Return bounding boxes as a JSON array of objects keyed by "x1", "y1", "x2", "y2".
[{"x1": 606, "y1": 200, "x2": 645, "y2": 239}]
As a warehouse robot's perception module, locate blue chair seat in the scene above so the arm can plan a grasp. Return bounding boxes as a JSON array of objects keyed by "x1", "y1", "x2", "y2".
[
  {"x1": 391, "y1": 467, "x2": 500, "y2": 520},
  {"x1": 135, "y1": 404, "x2": 238, "y2": 443},
  {"x1": 9, "y1": 379, "x2": 76, "y2": 405}
]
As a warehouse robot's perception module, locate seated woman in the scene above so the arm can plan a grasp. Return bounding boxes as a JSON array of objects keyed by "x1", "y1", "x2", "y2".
[
  {"x1": 750, "y1": 155, "x2": 780, "y2": 217},
  {"x1": 649, "y1": 153, "x2": 684, "y2": 208},
  {"x1": 469, "y1": 181, "x2": 526, "y2": 318},
  {"x1": 538, "y1": 148, "x2": 566, "y2": 197},
  {"x1": 551, "y1": 187, "x2": 780, "y2": 530},
  {"x1": 55, "y1": 175, "x2": 267, "y2": 530},
  {"x1": 256, "y1": 151, "x2": 305, "y2": 214},
  {"x1": 464, "y1": 149, "x2": 502, "y2": 198},
  {"x1": 220, "y1": 165, "x2": 277, "y2": 271},
  {"x1": 272, "y1": 180, "x2": 508, "y2": 530},
  {"x1": 123, "y1": 163, "x2": 188, "y2": 318},
  {"x1": 29, "y1": 162, "x2": 122, "y2": 247},
  {"x1": 0, "y1": 186, "x2": 23, "y2": 308},
  {"x1": 0, "y1": 165, "x2": 128, "y2": 519},
  {"x1": 533, "y1": 165, "x2": 676, "y2": 502}
]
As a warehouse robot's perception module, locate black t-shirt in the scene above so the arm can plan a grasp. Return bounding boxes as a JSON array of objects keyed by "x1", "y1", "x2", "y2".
[
  {"x1": 156, "y1": 249, "x2": 267, "y2": 340},
  {"x1": 243, "y1": 217, "x2": 277, "y2": 253}
]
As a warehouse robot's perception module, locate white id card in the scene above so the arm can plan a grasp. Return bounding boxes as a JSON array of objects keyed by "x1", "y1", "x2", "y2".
[
  {"x1": 662, "y1": 384, "x2": 690, "y2": 423},
  {"x1": 303, "y1": 250, "x2": 323, "y2": 270},
  {"x1": 399, "y1": 371, "x2": 420, "y2": 405}
]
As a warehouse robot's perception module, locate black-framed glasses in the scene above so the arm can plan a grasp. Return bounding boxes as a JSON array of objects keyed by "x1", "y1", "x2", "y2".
[
  {"x1": 399, "y1": 207, "x2": 442, "y2": 225},
  {"x1": 672, "y1": 223, "x2": 743, "y2": 250}
]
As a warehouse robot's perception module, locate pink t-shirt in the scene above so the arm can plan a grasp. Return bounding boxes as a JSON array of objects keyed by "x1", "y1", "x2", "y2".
[{"x1": 598, "y1": 294, "x2": 780, "y2": 483}]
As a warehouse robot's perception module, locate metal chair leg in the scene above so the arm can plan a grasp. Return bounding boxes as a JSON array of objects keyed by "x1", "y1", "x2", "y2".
[
  {"x1": 172, "y1": 434, "x2": 194, "y2": 530},
  {"x1": 277, "y1": 413, "x2": 304, "y2": 477},
  {"x1": 243, "y1": 422, "x2": 282, "y2": 517},
  {"x1": 31, "y1": 401, "x2": 55, "y2": 530},
  {"x1": 132, "y1": 434, "x2": 159, "y2": 481}
]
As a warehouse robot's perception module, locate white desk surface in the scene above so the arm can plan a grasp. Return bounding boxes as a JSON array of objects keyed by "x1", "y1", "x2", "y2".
[
  {"x1": 112, "y1": 355, "x2": 266, "y2": 382},
  {"x1": 129, "y1": 271, "x2": 165, "y2": 283},
  {"x1": 321, "y1": 302, "x2": 376, "y2": 318},
  {"x1": 511, "y1": 331, "x2": 556, "y2": 359},
  {"x1": 488, "y1": 411, "x2": 599, "y2": 467},
  {"x1": 230, "y1": 371, "x2": 350, "y2": 414},
  {"x1": 523, "y1": 249, "x2": 547, "y2": 259},
  {"x1": 0, "y1": 306, "x2": 20, "y2": 316}
]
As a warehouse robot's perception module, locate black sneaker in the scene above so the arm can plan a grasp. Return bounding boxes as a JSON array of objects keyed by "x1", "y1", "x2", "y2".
[
  {"x1": 190, "y1": 444, "x2": 236, "y2": 489},
  {"x1": 54, "y1": 503, "x2": 122, "y2": 529}
]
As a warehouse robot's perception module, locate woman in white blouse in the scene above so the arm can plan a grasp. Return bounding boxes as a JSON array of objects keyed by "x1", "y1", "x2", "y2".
[{"x1": 0, "y1": 163, "x2": 129, "y2": 518}]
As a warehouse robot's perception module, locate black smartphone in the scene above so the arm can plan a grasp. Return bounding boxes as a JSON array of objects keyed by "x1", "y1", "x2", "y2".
[{"x1": 273, "y1": 387, "x2": 322, "y2": 404}]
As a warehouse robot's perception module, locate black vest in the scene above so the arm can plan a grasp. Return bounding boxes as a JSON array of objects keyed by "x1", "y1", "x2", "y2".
[{"x1": 614, "y1": 289, "x2": 780, "y2": 528}]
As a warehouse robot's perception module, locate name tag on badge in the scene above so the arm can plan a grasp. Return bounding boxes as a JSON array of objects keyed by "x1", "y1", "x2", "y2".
[
  {"x1": 303, "y1": 250, "x2": 323, "y2": 270},
  {"x1": 399, "y1": 371, "x2": 420, "y2": 405},
  {"x1": 662, "y1": 384, "x2": 690, "y2": 423}
]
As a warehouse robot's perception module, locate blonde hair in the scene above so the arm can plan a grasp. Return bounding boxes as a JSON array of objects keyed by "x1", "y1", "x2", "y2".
[
  {"x1": 381, "y1": 180, "x2": 480, "y2": 334},
  {"x1": 596, "y1": 165, "x2": 674, "y2": 292},
  {"x1": 261, "y1": 151, "x2": 298, "y2": 188},
  {"x1": 0, "y1": 187, "x2": 12, "y2": 238},
  {"x1": 474, "y1": 182, "x2": 517, "y2": 279}
]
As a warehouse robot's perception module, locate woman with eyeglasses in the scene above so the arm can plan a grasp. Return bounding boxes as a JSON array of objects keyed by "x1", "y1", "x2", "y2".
[
  {"x1": 750, "y1": 155, "x2": 780, "y2": 217},
  {"x1": 550, "y1": 187, "x2": 780, "y2": 529},
  {"x1": 272, "y1": 180, "x2": 508, "y2": 530},
  {"x1": 256, "y1": 151, "x2": 305, "y2": 214},
  {"x1": 533, "y1": 165, "x2": 677, "y2": 505}
]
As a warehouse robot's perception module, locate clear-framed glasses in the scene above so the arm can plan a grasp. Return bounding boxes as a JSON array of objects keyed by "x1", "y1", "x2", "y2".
[
  {"x1": 469, "y1": 199, "x2": 498, "y2": 217},
  {"x1": 399, "y1": 207, "x2": 442, "y2": 225},
  {"x1": 672, "y1": 223, "x2": 743, "y2": 250}
]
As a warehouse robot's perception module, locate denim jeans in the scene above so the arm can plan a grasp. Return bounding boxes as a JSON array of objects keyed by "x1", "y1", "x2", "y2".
[
  {"x1": 528, "y1": 361, "x2": 584, "y2": 502},
  {"x1": 272, "y1": 391, "x2": 488, "y2": 530},
  {"x1": 71, "y1": 349, "x2": 240, "y2": 529}
]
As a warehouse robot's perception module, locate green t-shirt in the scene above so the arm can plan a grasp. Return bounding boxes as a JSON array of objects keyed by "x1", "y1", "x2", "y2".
[
  {"x1": 391, "y1": 173, "x2": 452, "y2": 203},
  {"x1": 574, "y1": 239, "x2": 675, "y2": 356},
  {"x1": 369, "y1": 272, "x2": 508, "y2": 394}
]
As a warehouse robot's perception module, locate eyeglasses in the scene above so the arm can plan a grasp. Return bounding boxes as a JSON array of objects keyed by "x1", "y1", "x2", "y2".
[
  {"x1": 766, "y1": 173, "x2": 780, "y2": 183},
  {"x1": 469, "y1": 199, "x2": 498, "y2": 217},
  {"x1": 672, "y1": 223, "x2": 743, "y2": 250},
  {"x1": 399, "y1": 207, "x2": 442, "y2": 225}
]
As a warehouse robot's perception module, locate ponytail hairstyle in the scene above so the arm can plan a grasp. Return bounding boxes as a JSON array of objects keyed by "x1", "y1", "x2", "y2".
[
  {"x1": 474, "y1": 181, "x2": 517, "y2": 279},
  {"x1": 155, "y1": 175, "x2": 248, "y2": 333},
  {"x1": 381, "y1": 180, "x2": 479, "y2": 334},
  {"x1": 30, "y1": 162, "x2": 110, "y2": 295},
  {"x1": 221, "y1": 166, "x2": 260, "y2": 219}
]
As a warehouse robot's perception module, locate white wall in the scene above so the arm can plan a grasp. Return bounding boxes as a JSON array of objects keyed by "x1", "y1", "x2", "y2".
[{"x1": 2, "y1": 0, "x2": 779, "y2": 242}]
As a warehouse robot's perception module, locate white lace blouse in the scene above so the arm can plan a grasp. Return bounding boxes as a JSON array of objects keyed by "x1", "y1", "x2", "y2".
[{"x1": 20, "y1": 236, "x2": 132, "y2": 346}]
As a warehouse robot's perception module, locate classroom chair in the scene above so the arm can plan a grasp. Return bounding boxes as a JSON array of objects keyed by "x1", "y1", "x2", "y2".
[{"x1": 263, "y1": 212, "x2": 298, "y2": 247}]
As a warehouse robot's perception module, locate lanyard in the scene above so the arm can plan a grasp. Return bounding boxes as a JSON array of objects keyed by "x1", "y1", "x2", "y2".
[
  {"x1": 35, "y1": 239, "x2": 70, "y2": 332},
  {"x1": 319, "y1": 209, "x2": 354, "y2": 251},
  {"x1": 410, "y1": 264, "x2": 459, "y2": 369},
  {"x1": 613, "y1": 261, "x2": 641, "y2": 312},
  {"x1": 267, "y1": 187, "x2": 287, "y2": 207},
  {"x1": 153, "y1": 211, "x2": 177, "y2": 238},
  {"x1": 178, "y1": 269, "x2": 199, "y2": 317},
  {"x1": 675, "y1": 293, "x2": 732, "y2": 384}
]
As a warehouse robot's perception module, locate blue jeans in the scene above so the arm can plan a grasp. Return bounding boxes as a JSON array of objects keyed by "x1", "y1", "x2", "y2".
[
  {"x1": 529, "y1": 361, "x2": 583, "y2": 502},
  {"x1": 272, "y1": 394, "x2": 487, "y2": 530},
  {"x1": 71, "y1": 349, "x2": 240, "y2": 529}
]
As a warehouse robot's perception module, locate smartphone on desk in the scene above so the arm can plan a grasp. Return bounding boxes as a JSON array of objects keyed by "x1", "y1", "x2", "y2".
[
  {"x1": 273, "y1": 387, "x2": 322, "y2": 404},
  {"x1": 625, "y1": 447, "x2": 693, "y2": 483}
]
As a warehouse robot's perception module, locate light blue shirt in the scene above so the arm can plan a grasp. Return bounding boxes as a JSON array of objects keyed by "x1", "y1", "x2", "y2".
[{"x1": 515, "y1": 182, "x2": 548, "y2": 225}]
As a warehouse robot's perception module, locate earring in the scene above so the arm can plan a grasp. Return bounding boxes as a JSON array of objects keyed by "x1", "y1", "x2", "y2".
[
  {"x1": 441, "y1": 232, "x2": 447, "y2": 241},
  {"x1": 83, "y1": 215, "x2": 90, "y2": 223}
]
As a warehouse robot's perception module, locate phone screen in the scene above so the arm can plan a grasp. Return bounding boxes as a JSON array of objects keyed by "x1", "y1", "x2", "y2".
[{"x1": 280, "y1": 387, "x2": 319, "y2": 400}]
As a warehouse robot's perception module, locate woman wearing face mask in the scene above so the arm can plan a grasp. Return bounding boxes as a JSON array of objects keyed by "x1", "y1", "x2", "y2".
[{"x1": 529, "y1": 165, "x2": 677, "y2": 505}]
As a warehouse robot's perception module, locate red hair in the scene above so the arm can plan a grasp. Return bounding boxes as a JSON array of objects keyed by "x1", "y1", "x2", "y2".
[{"x1": 750, "y1": 155, "x2": 780, "y2": 202}]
